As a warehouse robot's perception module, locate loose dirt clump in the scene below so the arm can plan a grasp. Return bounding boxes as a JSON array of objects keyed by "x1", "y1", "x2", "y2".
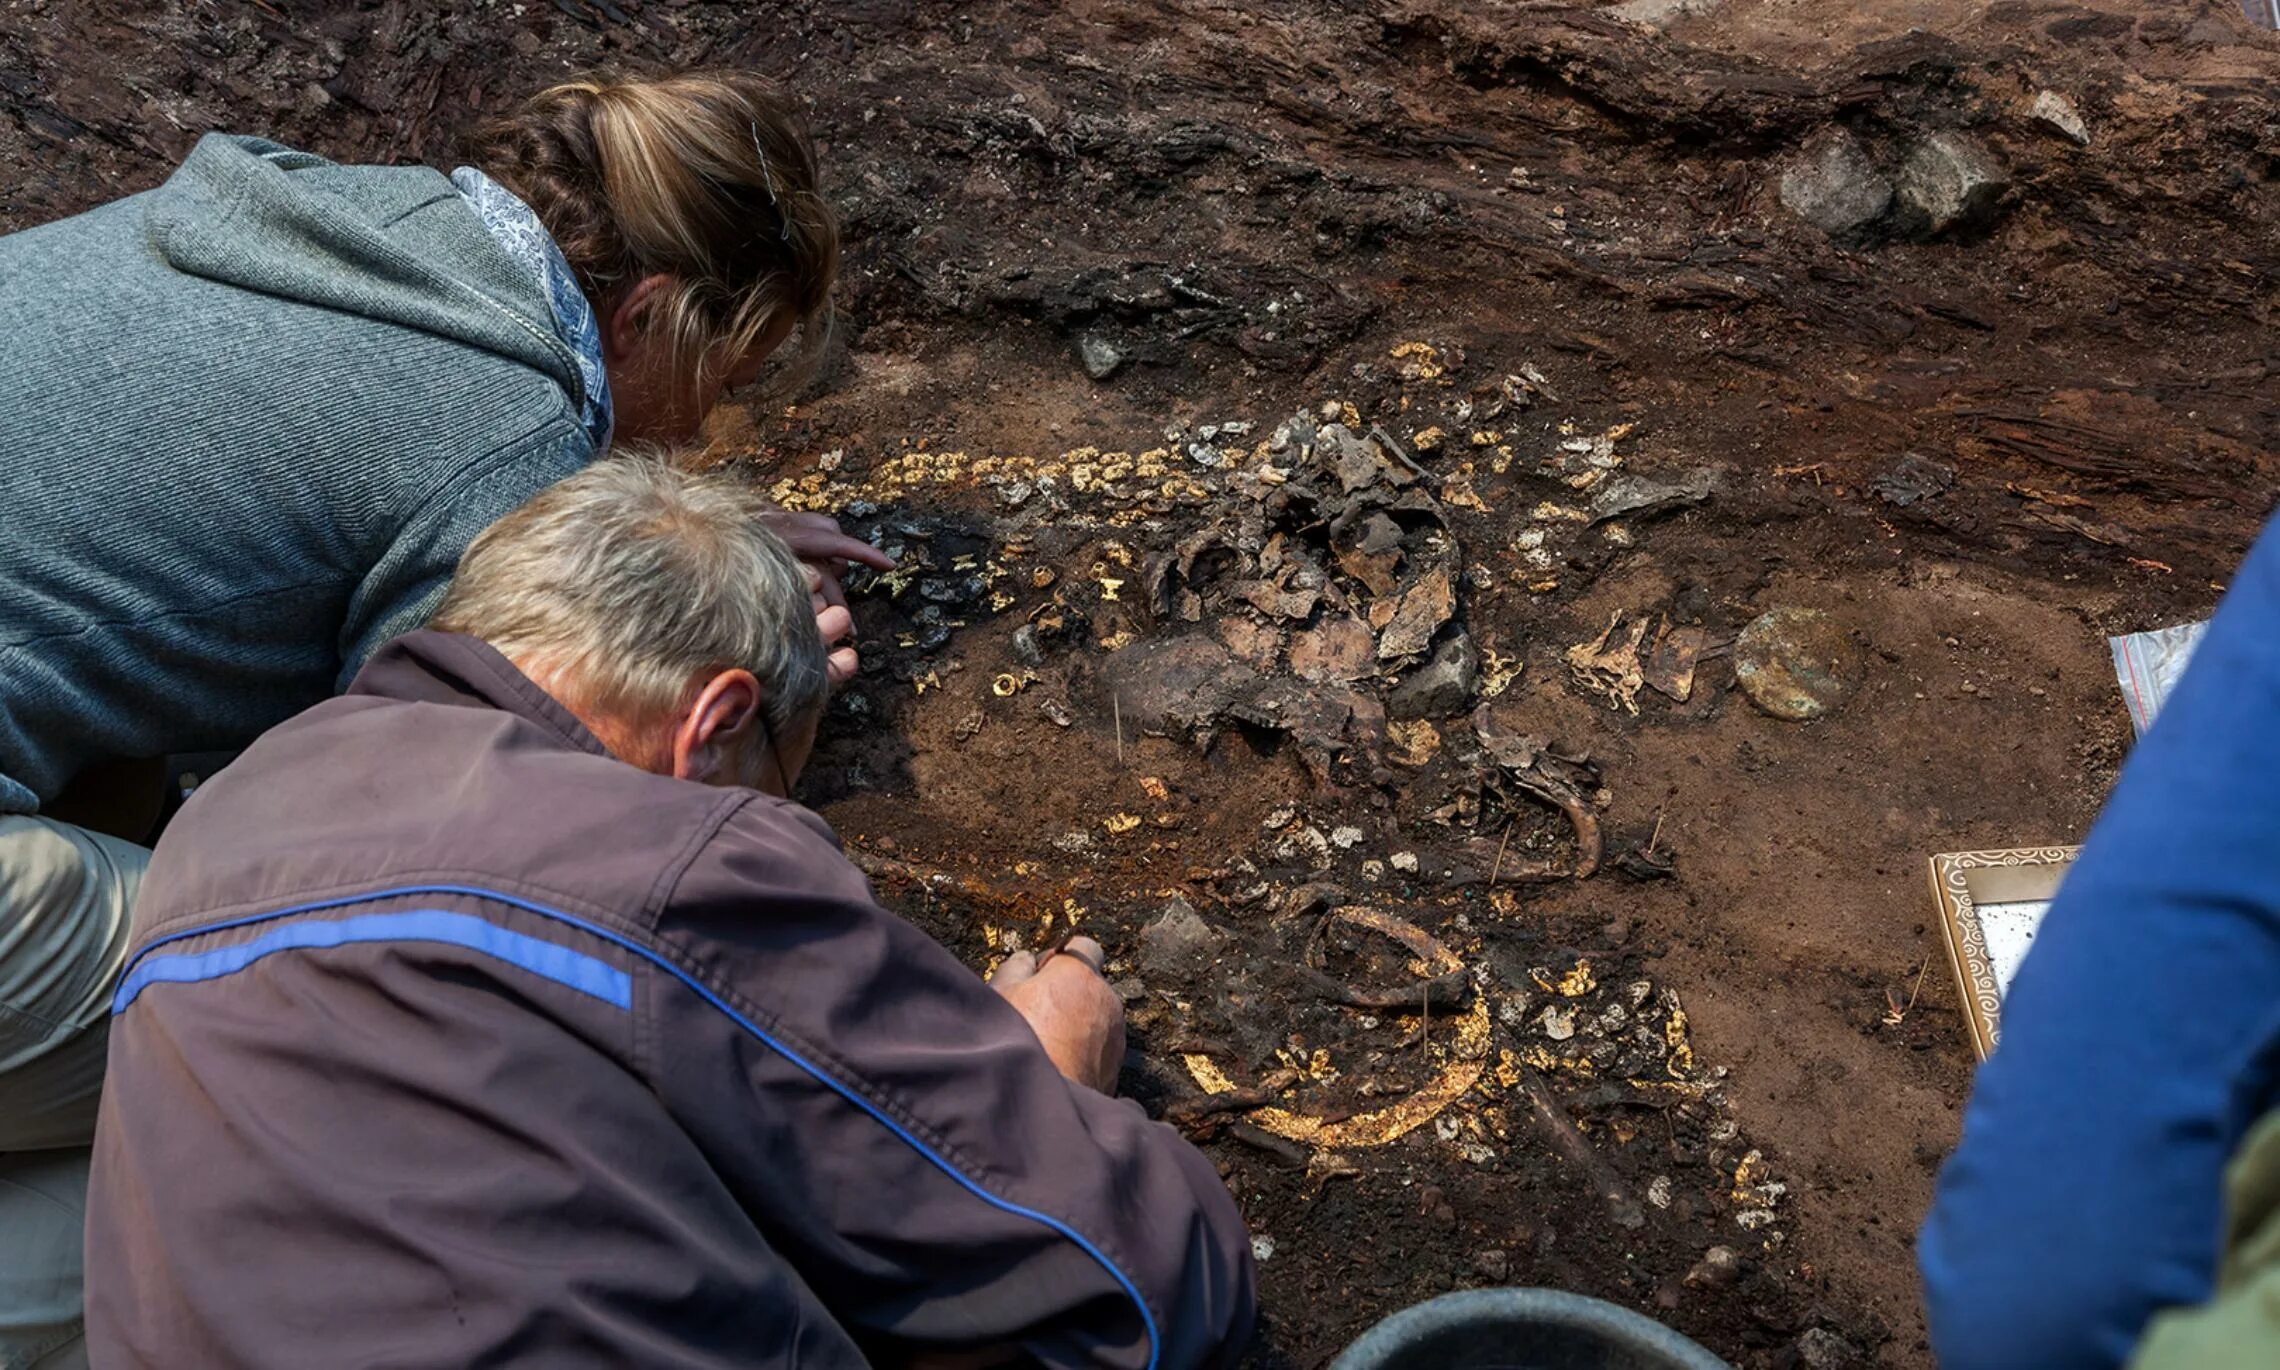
[{"x1": 12, "y1": 2, "x2": 2279, "y2": 1365}]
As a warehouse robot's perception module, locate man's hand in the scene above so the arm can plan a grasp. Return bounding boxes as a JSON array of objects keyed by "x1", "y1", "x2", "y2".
[
  {"x1": 759, "y1": 511, "x2": 894, "y2": 688},
  {"x1": 989, "y1": 936, "x2": 1126, "y2": 1094}
]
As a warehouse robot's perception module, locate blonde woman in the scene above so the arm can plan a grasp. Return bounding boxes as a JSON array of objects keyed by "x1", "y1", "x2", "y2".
[{"x1": 0, "y1": 71, "x2": 883, "y2": 1367}]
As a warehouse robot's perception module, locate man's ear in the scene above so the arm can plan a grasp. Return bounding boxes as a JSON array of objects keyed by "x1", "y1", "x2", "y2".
[
  {"x1": 672, "y1": 669, "x2": 764, "y2": 785},
  {"x1": 604, "y1": 274, "x2": 673, "y2": 366}
]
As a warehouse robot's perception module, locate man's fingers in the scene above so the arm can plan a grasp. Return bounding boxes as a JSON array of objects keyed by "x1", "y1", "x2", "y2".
[
  {"x1": 815, "y1": 605, "x2": 855, "y2": 645},
  {"x1": 826, "y1": 645, "x2": 858, "y2": 686},
  {"x1": 1049, "y1": 935, "x2": 1106, "y2": 976},
  {"x1": 990, "y1": 950, "x2": 1039, "y2": 988}
]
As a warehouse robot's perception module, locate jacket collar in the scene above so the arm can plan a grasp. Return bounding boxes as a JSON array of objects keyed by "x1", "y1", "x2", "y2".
[{"x1": 346, "y1": 631, "x2": 611, "y2": 760}]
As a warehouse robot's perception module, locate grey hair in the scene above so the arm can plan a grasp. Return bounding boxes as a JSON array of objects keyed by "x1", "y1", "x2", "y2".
[{"x1": 433, "y1": 456, "x2": 829, "y2": 739}]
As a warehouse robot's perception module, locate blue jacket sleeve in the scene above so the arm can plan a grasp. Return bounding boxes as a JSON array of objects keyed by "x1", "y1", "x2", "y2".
[
  {"x1": 335, "y1": 422, "x2": 593, "y2": 688},
  {"x1": 1919, "y1": 516, "x2": 2280, "y2": 1370}
]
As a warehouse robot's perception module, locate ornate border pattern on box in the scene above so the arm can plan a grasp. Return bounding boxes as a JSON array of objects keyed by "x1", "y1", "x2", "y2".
[{"x1": 1928, "y1": 847, "x2": 2080, "y2": 1060}]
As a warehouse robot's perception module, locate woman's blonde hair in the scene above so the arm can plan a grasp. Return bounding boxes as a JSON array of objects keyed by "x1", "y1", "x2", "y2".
[{"x1": 471, "y1": 70, "x2": 840, "y2": 401}]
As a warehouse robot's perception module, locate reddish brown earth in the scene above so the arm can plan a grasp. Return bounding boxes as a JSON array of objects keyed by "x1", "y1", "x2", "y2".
[{"x1": 10, "y1": 2, "x2": 2280, "y2": 1365}]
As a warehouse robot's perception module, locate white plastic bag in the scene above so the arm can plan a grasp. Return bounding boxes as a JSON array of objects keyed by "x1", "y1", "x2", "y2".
[{"x1": 2109, "y1": 621, "x2": 2208, "y2": 737}]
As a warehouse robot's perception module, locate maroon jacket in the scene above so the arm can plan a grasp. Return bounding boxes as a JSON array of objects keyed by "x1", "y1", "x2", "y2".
[{"x1": 86, "y1": 631, "x2": 1254, "y2": 1369}]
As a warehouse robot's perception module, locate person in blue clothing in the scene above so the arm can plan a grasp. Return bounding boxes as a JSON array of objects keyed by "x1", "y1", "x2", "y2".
[
  {"x1": 0, "y1": 70, "x2": 887, "y2": 1368},
  {"x1": 1919, "y1": 516, "x2": 2280, "y2": 1368}
]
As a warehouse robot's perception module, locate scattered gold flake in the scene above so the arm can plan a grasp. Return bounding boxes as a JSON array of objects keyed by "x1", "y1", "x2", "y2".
[
  {"x1": 1030, "y1": 566, "x2": 1056, "y2": 589},
  {"x1": 1479, "y1": 641, "x2": 1524, "y2": 699},
  {"x1": 913, "y1": 670, "x2": 942, "y2": 695},
  {"x1": 1531, "y1": 959, "x2": 1597, "y2": 998},
  {"x1": 1103, "y1": 813, "x2": 1143, "y2": 834},
  {"x1": 1664, "y1": 996, "x2": 1697, "y2": 1077},
  {"x1": 1097, "y1": 577, "x2": 1125, "y2": 602},
  {"x1": 1389, "y1": 341, "x2": 1446, "y2": 381},
  {"x1": 1605, "y1": 421, "x2": 1638, "y2": 442},
  {"x1": 1531, "y1": 502, "x2": 1590, "y2": 523},
  {"x1": 1520, "y1": 1043, "x2": 1594, "y2": 1076},
  {"x1": 991, "y1": 673, "x2": 1023, "y2": 697},
  {"x1": 1386, "y1": 718, "x2": 1442, "y2": 767},
  {"x1": 1470, "y1": 429, "x2": 1503, "y2": 447},
  {"x1": 1440, "y1": 464, "x2": 1489, "y2": 512},
  {"x1": 1411, "y1": 425, "x2": 1446, "y2": 452},
  {"x1": 1184, "y1": 984, "x2": 1491, "y2": 1147},
  {"x1": 1098, "y1": 629, "x2": 1136, "y2": 652},
  {"x1": 1139, "y1": 775, "x2": 1172, "y2": 802},
  {"x1": 988, "y1": 592, "x2": 1016, "y2": 612}
]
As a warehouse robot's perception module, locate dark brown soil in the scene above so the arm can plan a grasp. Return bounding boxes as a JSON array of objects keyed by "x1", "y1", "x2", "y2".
[{"x1": 12, "y1": 2, "x2": 2280, "y2": 1366}]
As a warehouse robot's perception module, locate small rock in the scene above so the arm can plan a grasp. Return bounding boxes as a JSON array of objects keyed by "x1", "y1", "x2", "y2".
[
  {"x1": 1588, "y1": 468, "x2": 1715, "y2": 524},
  {"x1": 1648, "y1": 1175, "x2": 1674, "y2": 1209},
  {"x1": 1387, "y1": 632, "x2": 1480, "y2": 720},
  {"x1": 1110, "y1": 976, "x2": 1147, "y2": 1003},
  {"x1": 1077, "y1": 334, "x2": 1125, "y2": 381},
  {"x1": 1389, "y1": 851, "x2": 1421, "y2": 874},
  {"x1": 1778, "y1": 131, "x2": 1892, "y2": 237},
  {"x1": 1684, "y1": 1246, "x2": 1743, "y2": 1290},
  {"x1": 1893, "y1": 132, "x2": 2010, "y2": 238},
  {"x1": 1251, "y1": 1234, "x2": 1276, "y2": 1262},
  {"x1": 1872, "y1": 452, "x2": 1955, "y2": 508},
  {"x1": 1010, "y1": 624, "x2": 1045, "y2": 667},
  {"x1": 1541, "y1": 1005, "x2": 1577, "y2": 1041},
  {"x1": 2030, "y1": 90, "x2": 2090, "y2": 146},
  {"x1": 1330, "y1": 825, "x2": 1365, "y2": 849},
  {"x1": 1138, "y1": 898, "x2": 1226, "y2": 980},
  {"x1": 1732, "y1": 607, "x2": 1862, "y2": 721},
  {"x1": 1473, "y1": 1249, "x2": 1510, "y2": 1283},
  {"x1": 1793, "y1": 1327, "x2": 1866, "y2": 1369}
]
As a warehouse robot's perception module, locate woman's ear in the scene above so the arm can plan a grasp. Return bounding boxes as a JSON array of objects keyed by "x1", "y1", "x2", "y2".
[
  {"x1": 603, "y1": 273, "x2": 674, "y2": 367},
  {"x1": 672, "y1": 669, "x2": 764, "y2": 786}
]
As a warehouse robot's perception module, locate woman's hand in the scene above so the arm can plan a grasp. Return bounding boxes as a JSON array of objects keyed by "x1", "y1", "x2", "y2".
[{"x1": 760, "y1": 511, "x2": 894, "y2": 687}]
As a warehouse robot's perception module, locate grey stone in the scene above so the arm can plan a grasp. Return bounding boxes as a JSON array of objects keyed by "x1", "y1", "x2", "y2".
[
  {"x1": 1894, "y1": 133, "x2": 2010, "y2": 237},
  {"x1": 1683, "y1": 1245, "x2": 1743, "y2": 1290},
  {"x1": 1732, "y1": 607, "x2": 1862, "y2": 721},
  {"x1": 1778, "y1": 132, "x2": 1892, "y2": 237},
  {"x1": 1588, "y1": 468, "x2": 1715, "y2": 524},
  {"x1": 2031, "y1": 90, "x2": 2090, "y2": 146},
  {"x1": 1387, "y1": 632, "x2": 1479, "y2": 720},
  {"x1": 1138, "y1": 898, "x2": 1225, "y2": 980},
  {"x1": 1609, "y1": 0, "x2": 1718, "y2": 26},
  {"x1": 1010, "y1": 624, "x2": 1045, "y2": 667},
  {"x1": 1793, "y1": 1327, "x2": 1866, "y2": 1369},
  {"x1": 1077, "y1": 333, "x2": 1125, "y2": 380}
]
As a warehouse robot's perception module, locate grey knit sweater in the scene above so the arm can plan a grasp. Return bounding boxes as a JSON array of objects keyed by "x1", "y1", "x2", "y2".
[{"x1": 0, "y1": 135, "x2": 598, "y2": 813}]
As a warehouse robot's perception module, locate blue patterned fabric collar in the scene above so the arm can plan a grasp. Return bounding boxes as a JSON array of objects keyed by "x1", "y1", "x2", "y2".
[{"x1": 451, "y1": 166, "x2": 614, "y2": 454}]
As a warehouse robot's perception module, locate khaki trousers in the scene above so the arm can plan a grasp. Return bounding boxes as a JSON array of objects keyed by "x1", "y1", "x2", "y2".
[{"x1": 0, "y1": 817, "x2": 146, "y2": 1370}]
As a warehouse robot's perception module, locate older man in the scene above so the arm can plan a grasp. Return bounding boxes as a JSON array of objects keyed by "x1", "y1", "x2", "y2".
[{"x1": 84, "y1": 459, "x2": 1256, "y2": 1369}]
